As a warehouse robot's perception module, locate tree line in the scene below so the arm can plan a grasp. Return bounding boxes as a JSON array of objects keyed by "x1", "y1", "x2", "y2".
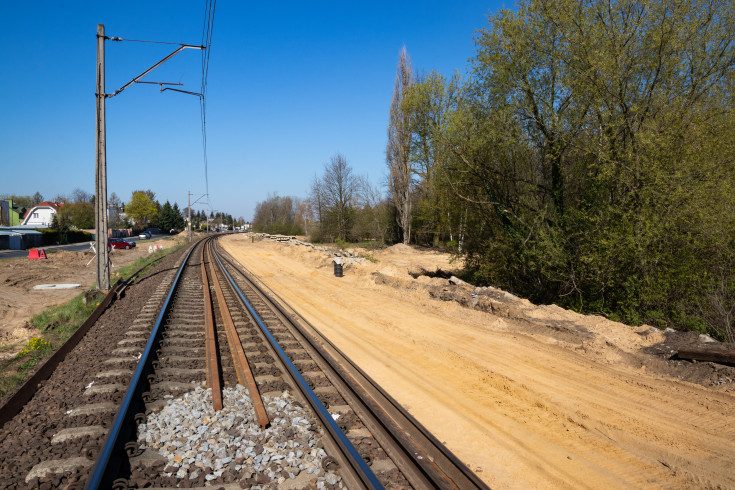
[
  {"x1": 3, "y1": 189, "x2": 188, "y2": 232},
  {"x1": 252, "y1": 0, "x2": 735, "y2": 341},
  {"x1": 4, "y1": 188, "x2": 247, "y2": 235},
  {"x1": 253, "y1": 155, "x2": 396, "y2": 244}
]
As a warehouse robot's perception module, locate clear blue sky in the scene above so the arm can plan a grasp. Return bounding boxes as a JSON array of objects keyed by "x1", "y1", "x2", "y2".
[{"x1": 0, "y1": 1, "x2": 506, "y2": 220}]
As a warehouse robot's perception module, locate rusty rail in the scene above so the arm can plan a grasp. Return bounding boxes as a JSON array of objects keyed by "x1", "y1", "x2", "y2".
[
  {"x1": 215, "y1": 243, "x2": 490, "y2": 490},
  {"x1": 200, "y1": 238, "x2": 270, "y2": 420},
  {"x1": 200, "y1": 244, "x2": 223, "y2": 411},
  {"x1": 206, "y1": 245, "x2": 270, "y2": 428},
  {"x1": 212, "y1": 244, "x2": 383, "y2": 489}
]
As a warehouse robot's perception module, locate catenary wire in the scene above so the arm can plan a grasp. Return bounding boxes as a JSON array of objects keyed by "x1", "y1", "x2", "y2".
[{"x1": 199, "y1": 0, "x2": 216, "y2": 213}]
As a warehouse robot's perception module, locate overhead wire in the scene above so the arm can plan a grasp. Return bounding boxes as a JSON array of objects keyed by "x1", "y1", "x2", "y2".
[{"x1": 200, "y1": 0, "x2": 216, "y2": 214}]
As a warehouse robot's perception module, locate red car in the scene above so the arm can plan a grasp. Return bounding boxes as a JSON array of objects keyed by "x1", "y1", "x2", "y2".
[{"x1": 109, "y1": 238, "x2": 136, "y2": 250}]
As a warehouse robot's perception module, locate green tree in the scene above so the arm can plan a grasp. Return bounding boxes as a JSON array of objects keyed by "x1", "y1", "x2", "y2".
[
  {"x1": 57, "y1": 202, "x2": 94, "y2": 229},
  {"x1": 125, "y1": 191, "x2": 158, "y2": 228},
  {"x1": 0, "y1": 194, "x2": 34, "y2": 209},
  {"x1": 172, "y1": 203, "x2": 186, "y2": 230},
  {"x1": 158, "y1": 201, "x2": 175, "y2": 232},
  {"x1": 50, "y1": 210, "x2": 70, "y2": 244},
  {"x1": 387, "y1": 46, "x2": 415, "y2": 244},
  {"x1": 402, "y1": 71, "x2": 462, "y2": 247},
  {"x1": 253, "y1": 195, "x2": 303, "y2": 235},
  {"x1": 397, "y1": 0, "x2": 735, "y2": 340}
]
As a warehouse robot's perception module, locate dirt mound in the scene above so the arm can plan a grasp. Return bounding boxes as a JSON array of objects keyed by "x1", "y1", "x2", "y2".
[{"x1": 384, "y1": 243, "x2": 415, "y2": 254}]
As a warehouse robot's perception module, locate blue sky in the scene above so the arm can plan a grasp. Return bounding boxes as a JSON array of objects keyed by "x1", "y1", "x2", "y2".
[{"x1": 0, "y1": 1, "x2": 506, "y2": 220}]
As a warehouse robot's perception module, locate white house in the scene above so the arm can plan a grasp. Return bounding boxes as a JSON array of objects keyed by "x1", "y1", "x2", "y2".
[{"x1": 21, "y1": 201, "x2": 62, "y2": 228}]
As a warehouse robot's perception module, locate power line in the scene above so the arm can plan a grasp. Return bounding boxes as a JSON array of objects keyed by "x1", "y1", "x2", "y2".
[{"x1": 199, "y1": 0, "x2": 216, "y2": 214}]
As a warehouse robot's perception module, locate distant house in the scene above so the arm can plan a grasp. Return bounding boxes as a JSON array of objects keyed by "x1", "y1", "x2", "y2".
[
  {"x1": 0, "y1": 199, "x2": 24, "y2": 226},
  {"x1": 21, "y1": 201, "x2": 63, "y2": 228}
]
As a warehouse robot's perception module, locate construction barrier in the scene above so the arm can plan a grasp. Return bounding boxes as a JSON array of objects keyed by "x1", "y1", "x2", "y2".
[{"x1": 28, "y1": 249, "x2": 47, "y2": 260}]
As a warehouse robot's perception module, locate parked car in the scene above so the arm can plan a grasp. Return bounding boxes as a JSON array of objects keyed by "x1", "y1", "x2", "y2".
[
  {"x1": 138, "y1": 231, "x2": 151, "y2": 240},
  {"x1": 109, "y1": 238, "x2": 135, "y2": 250}
]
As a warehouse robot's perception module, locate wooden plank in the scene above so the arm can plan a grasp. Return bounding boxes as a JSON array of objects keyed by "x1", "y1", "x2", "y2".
[{"x1": 677, "y1": 346, "x2": 735, "y2": 364}]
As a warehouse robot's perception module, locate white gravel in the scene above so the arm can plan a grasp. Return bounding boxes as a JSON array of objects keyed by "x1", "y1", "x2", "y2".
[{"x1": 137, "y1": 385, "x2": 343, "y2": 486}]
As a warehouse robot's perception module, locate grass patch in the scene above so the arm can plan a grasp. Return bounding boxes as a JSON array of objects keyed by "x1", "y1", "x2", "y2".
[
  {"x1": 0, "y1": 294, "x2": 98, "y2": 400},
  {"x1": 360, "y1": 252, "x2": 378, "y2": 263},
  {"x1": 112, "y1": 240, "x2": 186, "y2": 284},
  {"x1": 0, "y1": 239, "x2": 188, "y2": 401}
]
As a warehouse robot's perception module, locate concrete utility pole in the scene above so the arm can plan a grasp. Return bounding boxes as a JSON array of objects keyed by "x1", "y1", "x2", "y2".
[
  {"x1": 94, "y1": 25, "x2": 204, "y2": 286},
  {"x1": 95, "y1": 24, "x2": 110, "y2": 291}
]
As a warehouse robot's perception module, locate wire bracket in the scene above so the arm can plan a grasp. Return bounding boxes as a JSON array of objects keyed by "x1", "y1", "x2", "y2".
[{"x1": 105, "y1": 43, "x2": 205, "y2": 99}]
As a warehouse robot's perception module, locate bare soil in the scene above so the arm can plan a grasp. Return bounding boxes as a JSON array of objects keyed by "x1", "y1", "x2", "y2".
[
  {"x1": 0, "y1": 236, "x2": 185, "y2": 361},
  {"x1": 221, "y1": 235, "x2": 735, "y2": 489}
]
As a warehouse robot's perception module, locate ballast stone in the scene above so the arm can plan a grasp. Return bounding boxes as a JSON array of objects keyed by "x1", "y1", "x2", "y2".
[{"x1": 137, "y1": 385, "x2": 343, "y2": 487}]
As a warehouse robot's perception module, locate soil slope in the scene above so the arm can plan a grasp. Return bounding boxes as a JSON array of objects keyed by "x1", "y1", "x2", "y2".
[{"x1": 222, "y1": 234, "x2": 735, "y2": 489}]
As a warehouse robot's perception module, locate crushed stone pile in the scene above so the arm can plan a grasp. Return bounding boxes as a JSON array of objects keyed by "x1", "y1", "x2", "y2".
[{"x1": 138, "y1": 385, "x2": 343, "y2": 487}]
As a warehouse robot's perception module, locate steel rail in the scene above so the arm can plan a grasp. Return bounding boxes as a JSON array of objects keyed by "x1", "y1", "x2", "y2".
[
  {"x1": 212, "y1": 247, "x2": 383, "y2": 490},
  {"x1": 212, "y1": 245, "x2": 436, "y2": 487},
  {"x1": 84, "y1": 241, "x2": 199, "y2": 489},
  {"x1": 214, "y1": 241, "x2": 490, "y2": 490},
  {"x1": 205, "y1": 243, "x2": 269, "y2": 427},
  {"x1": 201, "y1": 242, "x2": 223, "y2": 410}
]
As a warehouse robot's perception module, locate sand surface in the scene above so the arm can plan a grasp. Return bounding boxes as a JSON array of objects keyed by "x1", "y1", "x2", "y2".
[
  {"x1": 0, "y1": 236, "x2": 184, "y2": 361},
  {"x1": 221, "y1": 234, "x2": 735, "y2": 489}
]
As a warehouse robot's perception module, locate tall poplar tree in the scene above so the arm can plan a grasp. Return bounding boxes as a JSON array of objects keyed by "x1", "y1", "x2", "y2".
[{"x1": 387, "y1": 46, "x2": 414, "y2": 244}]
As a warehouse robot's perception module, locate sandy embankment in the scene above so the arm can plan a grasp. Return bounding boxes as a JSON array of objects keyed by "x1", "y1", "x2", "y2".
[{"x1": 222, "y1": 234, "x2": 735, "y2": 489}]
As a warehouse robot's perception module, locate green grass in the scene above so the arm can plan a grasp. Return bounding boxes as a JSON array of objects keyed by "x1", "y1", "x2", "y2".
[
  {"x1": 360, "y1": 252, "x2": 378, "y2": 263},
  {"x1": 112, "y1": 240, "x2": 186, "y2": 284},
  {"x1": 0, "y1": 239, "x2": 188, "y2": 401},
  {"x1": 0, "y1": 295, "x2": 98, "y2": 400}
]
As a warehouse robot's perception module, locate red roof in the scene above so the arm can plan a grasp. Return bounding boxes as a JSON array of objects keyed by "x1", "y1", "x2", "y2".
[{"x1": 22, "y1": 202, "x2": 63, "y2": 218}]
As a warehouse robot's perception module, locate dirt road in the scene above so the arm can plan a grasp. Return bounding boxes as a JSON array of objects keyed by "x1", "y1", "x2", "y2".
[{"x1": 222, "y1": 235, "x2": 735, "y2": 489}]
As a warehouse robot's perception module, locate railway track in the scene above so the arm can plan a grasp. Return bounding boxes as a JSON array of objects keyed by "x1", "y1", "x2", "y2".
[{"x1": 2, "y1": 236, "x2": 488, "y2": 489}]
